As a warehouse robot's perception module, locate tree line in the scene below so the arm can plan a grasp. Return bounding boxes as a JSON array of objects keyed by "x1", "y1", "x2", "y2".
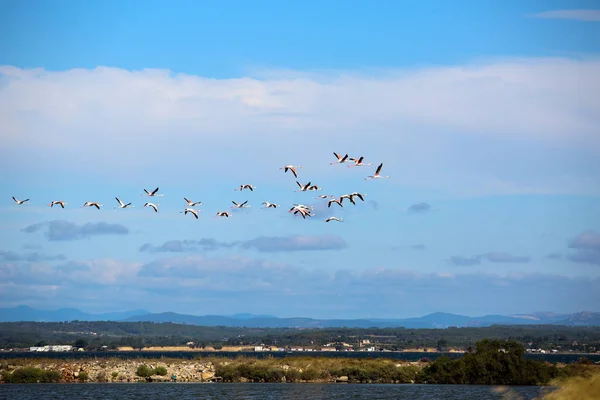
[{"x1": 1, "y1": 321, "x2": 599, "y2": 352}]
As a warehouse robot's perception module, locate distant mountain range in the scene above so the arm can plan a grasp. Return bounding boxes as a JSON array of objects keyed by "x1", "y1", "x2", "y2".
[{"x1": 1, "y1": 306, "x2": 599, "y2": 328}]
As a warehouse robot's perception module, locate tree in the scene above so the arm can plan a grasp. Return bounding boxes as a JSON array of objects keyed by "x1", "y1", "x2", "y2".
[{"x1": 75, "y1": 338, "x2": 88, "y2": 349}]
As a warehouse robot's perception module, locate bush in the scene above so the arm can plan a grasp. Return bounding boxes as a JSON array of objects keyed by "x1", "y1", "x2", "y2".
[
  {"x1": 78, "y1": 371, "x2": 89, "y2": 381},
  {"x1": 216, "y1": 364, "x2": 241, "y2": 382},
  {"x1": 1, "y1": 367, "x2": 62, "y2": 383},
  {"x1": 111, "y1": 371, "x2": 119, "y2": 379},
  {"x1": 417, "y1": 339, "x2": 559, "y2": 386},
  {"x1": 154, "y1": 366, "x2": 168, "y2": 376},
  {"x1": 136, "y1": 364, "x2": 154, "y2": 378}
]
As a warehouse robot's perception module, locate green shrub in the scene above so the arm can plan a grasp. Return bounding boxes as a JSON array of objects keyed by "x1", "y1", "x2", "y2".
[
  {"x1": 417, "y1": 339, "x2": 559, "y2": 385},
  {"x1": 300, "y1": 367, "x2": 321, "y2": 381},
  {"x1": 78, "y1": 371, "x2": 89, "y2": 381},
  {"x1": 154, "y1": 366, "x2": 168, "y2": 376},
  {"x1": 284, "y1": 369, "x2": 301, "y2": 382},
  {"x1": 216, "y1": 364, "x2": 240, "y2": 382},
  {"x1": 1, "y1": 367, "x2": 61, "y2": 383},
  {"x1": 136, "y1": 364, "x2": 154, "y2": 378}
]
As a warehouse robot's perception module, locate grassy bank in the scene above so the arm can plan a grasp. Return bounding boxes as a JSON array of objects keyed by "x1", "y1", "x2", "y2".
[{"x1": 213, "y1": 356, "x2": 423, "y2": 383}]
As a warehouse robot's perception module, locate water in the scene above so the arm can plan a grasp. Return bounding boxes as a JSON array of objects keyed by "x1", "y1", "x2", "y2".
[
  {"x1": 0, "y1": 383, "x2": 553, "y2": 400},
  {"x1": 2, "y1": 350, "x2": 598, "y2": 364}
]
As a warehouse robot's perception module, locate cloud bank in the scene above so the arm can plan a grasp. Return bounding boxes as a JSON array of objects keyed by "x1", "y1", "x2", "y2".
[
  {"x1": 140, "y1": 235, "x2": 348, "y2": 253},
  {"x1": 567, "y1": 230, "x2": 600, "y2": 266},
  {"x1": 448, "y1": 252, "x2": 531, "y2": 266},
  {"x1": 22, "y1": 220, "x2": 129, "y2": 241},
  {"x1": 1, "y1": 255, "x2": 598, "y2": 317},
  {"x1": 1, "y1": 57, "x2": 599, "y2": 196}
]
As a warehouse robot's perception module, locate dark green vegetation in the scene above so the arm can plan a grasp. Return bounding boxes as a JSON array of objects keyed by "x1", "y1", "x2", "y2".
[
  {"x1": 1, "y1": 321, "x2": 599, "y2": 352},
  {"x1": 1, "y1": 366, "x2": 62, "y2": 383},
  {"x1": 417, "y1": 339, "x2": 558, "y2": 385},
  {"x1": 136, "y1": 364, "x2": 168, "y2": 378},
  {"x1": 213, "y1": 356, "x2": 421, "y2": 383}
]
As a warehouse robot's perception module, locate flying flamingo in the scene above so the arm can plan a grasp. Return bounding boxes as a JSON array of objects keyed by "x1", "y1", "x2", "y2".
[
  {"x1": 348, "y1": 156, "x2": 373, "y2": 168},
  {"x1": 184, "y1": 198, "x2": 203, "y2": 207},
  {"x1": 214, "y1": 211, "x2": 232, "y2": 218},
  {"x1": 142, "y1": 187, "x2": 163, "y2": 197},
  {"x1": 82, "y1": 201, "x2": 103, "y2": 209},
  {"x1": 365, "y1": 163, "x2": 390, "y2": 180},
  {"x1": 181, "y1": 208, "x2": 200, "y2": 219},
  {"x1": 295, "y1": 181, "x2": 312, "y2": 192},
  {"x1": 143, "y1": 202, "x2": 159, "y2": 212},
  {"x1": 325, "y1": 217, "x2": 343, "y2": 222},
  {"x1": 236, "y1": 184, "x2": 256, "y2": 191},
  {"x1": 350, "y1": 192, "x2": 367, "y2": 202},
  {"x1": 315, "y1": 194, "x2": 334, "y2": 199},
  {"x1": 289, "y1": 204, "x2": 313, "y2": 214},
  {"x1": 330, "y1": 152, "x2": 349, "y2": 165},
  {"x1": 293, "y1": 208, "x2": 314, "y2": 219},
  {"x1": 48, "y1": 200, "x2": 67, "y2": 208},
  {"x1": 328, "y1": 198, "x2": 343, "y2": 208},
  {"x1": 262, "y1": 202, "x2": 279, "y2": 208},
  {"x1": 12, "y1": 197, "x2": 30, "y2": 205},
  {"x1": 231, "y1": 200, "x2": 251, "y2": 209},
  {"x1": 114, "y1": 197, "x2": 134, "y2": 209},
  {"x1": 280, "y1": 165, "x2": 302, "y2": 178},
  {"x1": 340, "y1": 194, "x2": 355, "y2": 205}
]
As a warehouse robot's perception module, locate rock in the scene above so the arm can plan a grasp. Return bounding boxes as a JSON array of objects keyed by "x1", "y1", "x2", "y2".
[
  {"x1": 201, "y1": 371, "x2": 215, "y2": 381},
  {"x1": 336, "y1": 376, "x2": 349, "y2": 382}
]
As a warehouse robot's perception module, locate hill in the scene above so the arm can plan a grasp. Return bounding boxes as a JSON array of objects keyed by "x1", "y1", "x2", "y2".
[{"x1": 1, "y1": 306, "x2": 599, "y2": 328}]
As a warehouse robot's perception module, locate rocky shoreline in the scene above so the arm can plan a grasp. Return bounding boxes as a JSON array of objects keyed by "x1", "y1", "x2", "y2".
[
  {"x1": 1, "y1": 358, "x2": 218, "y2": 383},
  {"x1": 1, "y1": 357, "x2": 427, "y2": 384}
]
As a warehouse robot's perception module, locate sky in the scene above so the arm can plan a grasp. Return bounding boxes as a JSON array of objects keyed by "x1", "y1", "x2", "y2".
[{"x1": 0, "y1": 0, "x2": 599, "y2": 319}]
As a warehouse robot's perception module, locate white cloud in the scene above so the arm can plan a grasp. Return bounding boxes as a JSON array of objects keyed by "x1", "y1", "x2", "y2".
[
  {"x1": 532, "y1": 10, "x2": 600, "y2": 22},
  {"x1": 1, "y1": 57, "x2": 599, "y2": 196}
]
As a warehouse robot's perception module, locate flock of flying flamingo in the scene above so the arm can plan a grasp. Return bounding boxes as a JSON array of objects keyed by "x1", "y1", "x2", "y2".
[{"x1": 11, "y1": 153, "x2": 390, "y2": 223}]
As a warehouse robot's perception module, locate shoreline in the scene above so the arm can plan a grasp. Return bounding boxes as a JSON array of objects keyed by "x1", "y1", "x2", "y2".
[
  {"x1": 1, "y1": 356, "x2": 427, "y2": 384},
  {"x1": 3, "y1": 354, "x2": 598, "y2": 385}
]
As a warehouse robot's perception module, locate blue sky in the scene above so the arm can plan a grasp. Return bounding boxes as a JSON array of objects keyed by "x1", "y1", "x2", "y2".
[{"x1": 1, "y1": 0, "x2": 599, "y2": 319}]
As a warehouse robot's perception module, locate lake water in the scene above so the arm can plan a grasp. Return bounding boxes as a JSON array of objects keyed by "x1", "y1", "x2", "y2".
[{"x1": 0, "y1": 383, "x2": 554, "y2": 400}]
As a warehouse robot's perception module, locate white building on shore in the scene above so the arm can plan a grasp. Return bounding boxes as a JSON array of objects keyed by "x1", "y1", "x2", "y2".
[{"x1": 29, "y1": 345, "x2": 73, "y2": 352}]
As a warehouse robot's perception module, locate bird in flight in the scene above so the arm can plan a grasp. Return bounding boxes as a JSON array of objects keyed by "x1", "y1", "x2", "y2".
[
  {"x1": 114, "y1": 197, "x2": 134, "y2": 209},
  {"x1": 236, "y1": 184, "x2": 256, "y2": 191},
  {"x1": 365, "y1": 163, "x2": 390, "y2": 180},
  {"x1": 330, "y1": 152, "x2": 349, "y2": 165},
  {"x1": 184, "y1": 198, "x2": 203, "y2": 207},
  {"x1": 295, "y1": 181, "x2": 313, "y2": 192},
  {"x1": 231, "y1": 200, "x2": 251, "y2": 209},
  {"x1": 181, "y1": 208, "x2": 200, "y2": 219},
  {"x1": 348, "y1": 156, "x2": 373, "y2": 168},
  {"x1": 48, "y1": 200, "x2": 67, "y2": 208},
  {"x1": 280, "y1": 165, "x2": 302, "y2": 178},
  {"x1": 82, "y1": 201, "x2": 103, "y2": 209},
  {"x1": 325, "y1": 217, "x2": 343, "y2": 222},
  {"x1": 328, "y1": 198, "x2": 343, "y2": 208},
  {"x1": 12, "y1": 197, "x2": 30, "y2": 205},
  {"x1": 143, "y1": 202, "x2": 159, "y2": 212},
  {"x1": 143, "y1": 187, "x2": 163, "y2": 196}
]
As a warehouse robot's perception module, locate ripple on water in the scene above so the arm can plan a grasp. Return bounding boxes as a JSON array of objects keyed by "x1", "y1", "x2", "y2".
[{"x1": 0, "y1": 383, "x2": 553, "y2": 400}]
